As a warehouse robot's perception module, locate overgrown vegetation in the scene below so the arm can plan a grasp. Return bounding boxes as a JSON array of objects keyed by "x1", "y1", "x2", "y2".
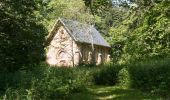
[
  {"x1": 129, "y1": 58, "x2": 170, "y2": 97},
  {"x1": 0, "y1": 0, "x2": 170, "y2": 99},
  {"x1": 1, "y1": 60, "x2": 170, "y2": 99},
  {"x1": 0, "y1": 0, "x2": 47, "y2": 71},
  {"x1": 93, "y1": 64, "x2": 121, "y2": 85},
  {"x1": 109, "y1": 0, "x2": 170, "y2": 63},
  {"x1": 0, "y1": 63, "x2": 94, "y2": 99}
]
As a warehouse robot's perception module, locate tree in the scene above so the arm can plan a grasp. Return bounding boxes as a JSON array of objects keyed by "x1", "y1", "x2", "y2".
[
  {"x1": 41, "y1": 0, "x2": 94, "y2": 31},
  {"x1": 0, "y1": 0, "x2": 47, "y2": 71},
  {"x1": 109, "y1": 0, "x2": 170, "y2": 64}
]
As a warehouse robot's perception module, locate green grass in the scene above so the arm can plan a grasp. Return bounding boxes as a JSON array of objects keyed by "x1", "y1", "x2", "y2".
[{"x1": 68, "y1": 86, "x2": 163, "y2": 100}]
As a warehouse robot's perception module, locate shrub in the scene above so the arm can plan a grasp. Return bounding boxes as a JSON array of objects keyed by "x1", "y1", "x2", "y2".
[
  {"x1": 129, "y1": 58, "x2": 170, "y2": 97},
  {"x1": 93, "y1": 64, "x2": 122, "y2": 85},
  {"x1": 0, "y1": 63, "x2": 93, "y2": 99},
  {"x1": 0, "y1": 0, "x2": 47, "y2": 72},
  {"x1": 118, "y1": 67, "x2": 130, "y2": 88}
]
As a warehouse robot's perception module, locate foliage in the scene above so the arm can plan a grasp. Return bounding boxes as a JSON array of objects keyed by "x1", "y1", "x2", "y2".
[
  {"x1": 83, "y1": 0, "x2": 112, "y2": 15},
  {"x1": 0, "y1": 63, "x2": 94, "y2": 99},
  {"x1": 0, "y1": 0, "x2": 47, "y2": 71},
  {"x1": 128, "y1": 58, "x2": 170, "y2": 97},
  {"x1": 109, "y1": 0, "x2": 170, "y2": 64},
  {"x1": 0, "y1": 0, "x2": 170, "y2": 99},
  {"x1": 69, "y1": 85, "x2": 162, "y2": 100},
  {"x1": 0, "y1": 63, "x2": 126, "y2": 99},
  {"x1": 1, "y1": 61, "x2": 170, "y2": 99},
  {"x1": 28, "y1": 68, "x2": 88, "y2": 99},
  {"x1": 40, "y1": 0, "x2": 94, "y2": 30},
  {"x1": 118, "y1": 67, "x2": 130, "y2": 88},
  {"x1": 93, "y1": 64, "x2": 122, "y2": 85},
  {"x1": 82, "y1": 0, "x2": 116, "y2": 35}
]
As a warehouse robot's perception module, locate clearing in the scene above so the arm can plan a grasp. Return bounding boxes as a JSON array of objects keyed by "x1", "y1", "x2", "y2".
[{"x1": 69, "y1": 86, "x2": 162, "y2": 100}]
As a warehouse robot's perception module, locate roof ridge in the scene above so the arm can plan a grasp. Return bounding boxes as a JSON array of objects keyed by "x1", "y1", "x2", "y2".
[
  {"x1": 59, "y1": 18, "x2": 92, "y2": 27},
  {"x1": 47, "y1": 18, "x2": 111, "y2": 48},
  {"x1": 58, "y1": 18, "x2": 78, "y2": 41}
]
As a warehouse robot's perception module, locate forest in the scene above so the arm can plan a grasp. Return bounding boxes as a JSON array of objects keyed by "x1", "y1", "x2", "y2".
[{"x1": 0, "y1": 0, "x2": 170, "y2": 99}]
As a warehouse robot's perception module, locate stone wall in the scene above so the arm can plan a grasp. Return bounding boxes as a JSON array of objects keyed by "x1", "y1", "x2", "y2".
[
  {"x1": 78, "y1": 43, "x2": 111, "y2": 65},
  {"x1": 46, "y1": 26, "x2": 111, "y2": 67},
  {"x1": 46, "y1": 26, "x2": 79, "y2": 67}
]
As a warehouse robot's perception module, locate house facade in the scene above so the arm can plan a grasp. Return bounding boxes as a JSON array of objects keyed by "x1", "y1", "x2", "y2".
[{"x1": 45, "y1": 18, "x2": 111, "y2": 67}]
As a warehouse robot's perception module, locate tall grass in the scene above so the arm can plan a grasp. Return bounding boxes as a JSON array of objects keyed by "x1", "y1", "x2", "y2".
[
  {"x1": 0, "y1": 63, "x2": 95, "y2": 99},
  {"x1": 93, "y1": 64, "x2": 122, "y2": 85},
  {"x1": 128, "y1": 58, "x2": 170, "y2": 97},
  {"x1": 1, "y1": 58, "x2": 170, "y2": 99}
]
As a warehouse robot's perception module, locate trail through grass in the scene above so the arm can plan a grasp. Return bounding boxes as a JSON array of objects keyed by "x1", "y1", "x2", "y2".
[{"x1": 68, "y1": 86, "x2": 163, "y2": 100}]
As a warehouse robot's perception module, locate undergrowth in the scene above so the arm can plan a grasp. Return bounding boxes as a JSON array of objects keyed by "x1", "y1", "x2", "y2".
[{"x1": 0, "y1": 58, "x2": 170, "y2": 99}]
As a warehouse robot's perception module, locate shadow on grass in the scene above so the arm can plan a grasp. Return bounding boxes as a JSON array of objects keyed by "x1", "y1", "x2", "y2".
[{"x1": 68, "y1": 86, "x2": 162, "y2": 100}]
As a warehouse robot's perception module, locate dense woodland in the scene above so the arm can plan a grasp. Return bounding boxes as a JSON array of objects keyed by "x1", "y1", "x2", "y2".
[{"x1": 0, "y1": 0, "x2": 170, "y2": 99}]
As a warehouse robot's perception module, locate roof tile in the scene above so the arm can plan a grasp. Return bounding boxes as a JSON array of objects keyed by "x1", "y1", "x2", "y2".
[{"x1": 60, "y1": 18, "x2": 110, "y2": 47}]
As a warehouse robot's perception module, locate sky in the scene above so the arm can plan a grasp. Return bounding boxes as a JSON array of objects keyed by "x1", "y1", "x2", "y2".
[{"x1": 112, "y1": 0, "x2": 131, "y2": 5}]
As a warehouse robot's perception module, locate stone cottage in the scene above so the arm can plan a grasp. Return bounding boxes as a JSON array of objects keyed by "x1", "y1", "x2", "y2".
[{"x1": 45, "y1": 18, "x2": 111, "y2": 67}]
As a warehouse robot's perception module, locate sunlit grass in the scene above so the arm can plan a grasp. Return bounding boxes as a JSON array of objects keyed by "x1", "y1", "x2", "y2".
[{"x1": 68, "y1": 85, "x2": 163, "y2": 100}]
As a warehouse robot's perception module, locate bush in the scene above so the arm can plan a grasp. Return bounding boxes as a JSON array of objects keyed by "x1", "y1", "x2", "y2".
[
  {"x1": 31, "y1": 67, "x2": 93, "y2": 99},
  {"x1": 129, "y1": 58, "x2": 170, "y2": 97},
  {"x1": 0, "y1": 63, "x2": 93, "y2": 99},
  {"x1": 118, "y1": 67, "x2": 130, "y2": 88},
  {"x1": 93, "y1": 64, "x2": 122, "y2": 85},
  {"x1": 0, "y1": 0, "x2": 47, "y2": 72}
]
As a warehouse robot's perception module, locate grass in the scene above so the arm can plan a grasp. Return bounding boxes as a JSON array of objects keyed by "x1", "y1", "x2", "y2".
[{"x1": 68, "y1": 85, "x2": 163, "y2": 100}]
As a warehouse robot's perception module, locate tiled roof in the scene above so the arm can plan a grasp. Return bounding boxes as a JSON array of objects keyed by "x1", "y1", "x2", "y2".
[{"x1": 48, "y1": 18, "x2": 111, "y2": 48}]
